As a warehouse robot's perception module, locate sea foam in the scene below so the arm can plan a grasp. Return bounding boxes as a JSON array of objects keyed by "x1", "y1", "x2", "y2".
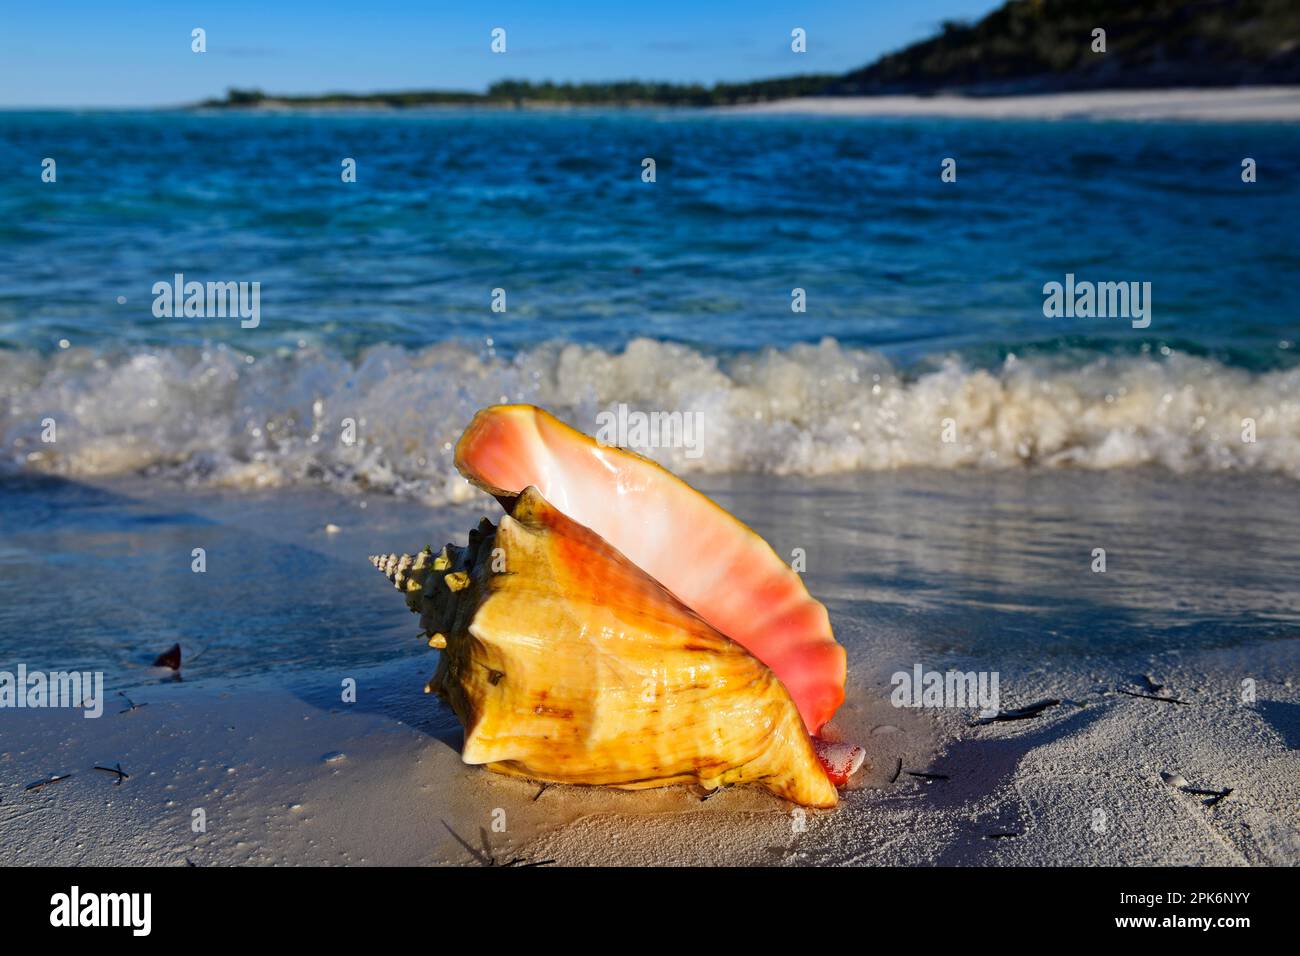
[{"x1": 3, "y1": 338, "x2": 1297, "y2": 502}]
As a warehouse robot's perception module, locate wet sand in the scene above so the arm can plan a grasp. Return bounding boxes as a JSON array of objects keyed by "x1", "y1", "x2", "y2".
[{"x1": 1, "y1": 471, "x2": 1297, "y2": 865}]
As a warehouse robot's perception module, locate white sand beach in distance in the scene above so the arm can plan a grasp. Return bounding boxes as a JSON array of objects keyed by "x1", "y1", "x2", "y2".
[{"x1": 729, "y1": 87, "x2": 1300, "y2": 122}]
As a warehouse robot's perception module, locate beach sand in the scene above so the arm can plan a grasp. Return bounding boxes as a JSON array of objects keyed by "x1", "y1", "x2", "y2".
[
  {"x1": 1, "y1": 471, "x2": 1297, "y2": 866},
  {"x1": 729, "y1": 87, "x2": 1300, "y2": 122},
  {"x1": 4, "y1": 641, "x2": 1295, "y2": 866}
]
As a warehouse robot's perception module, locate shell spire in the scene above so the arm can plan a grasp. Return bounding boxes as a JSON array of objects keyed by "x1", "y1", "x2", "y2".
[{"x1": 370, "y1": 548, "x2": 437, "y2": 614}]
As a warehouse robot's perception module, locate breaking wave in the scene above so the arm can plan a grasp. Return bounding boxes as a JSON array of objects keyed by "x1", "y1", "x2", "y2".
[{"x1": 3, "y1": 337, "x2": 1298, "y2": 502}]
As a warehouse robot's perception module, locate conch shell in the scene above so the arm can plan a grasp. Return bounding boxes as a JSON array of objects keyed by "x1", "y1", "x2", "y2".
[
  {"x1": 372, "y1": 485, "x2": 839, "y2": 808},
  {"x1": 454, "y1": 404, "x2": 846, "y2": 736}
]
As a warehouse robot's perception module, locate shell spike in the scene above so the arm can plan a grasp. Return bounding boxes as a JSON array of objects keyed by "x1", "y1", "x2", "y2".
[{"x1": 371, "y1": 552, "x2": 432, "y2": 613}]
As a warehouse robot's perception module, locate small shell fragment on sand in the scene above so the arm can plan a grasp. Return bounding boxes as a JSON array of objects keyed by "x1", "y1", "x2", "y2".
[
  {"x1": 1160, "y1": 770, "x2": 1233, "y2": 805},
  {"x1": 153, "y1": 643, "x2": 182, "y2": 670}
]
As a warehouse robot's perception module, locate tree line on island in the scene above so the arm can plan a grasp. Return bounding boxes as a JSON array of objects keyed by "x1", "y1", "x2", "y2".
[{"x1": 200, "y1": 0, "x2": 1300, "y2": 109}]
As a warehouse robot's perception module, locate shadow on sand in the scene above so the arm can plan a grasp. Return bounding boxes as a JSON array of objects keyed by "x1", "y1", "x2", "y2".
[{"x1": 1257, "y1": 699, "x2": 1300, "y2": 749}]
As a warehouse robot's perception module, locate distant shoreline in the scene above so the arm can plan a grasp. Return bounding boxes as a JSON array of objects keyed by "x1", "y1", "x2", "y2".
[{"x1": 168, "y1": 87, "x2": 1300, "y2": 122}]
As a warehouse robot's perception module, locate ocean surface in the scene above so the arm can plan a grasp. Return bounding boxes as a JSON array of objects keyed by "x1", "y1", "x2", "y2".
[{"x1": 1, "y1": 110, "x2": 1298, "y2": 684}]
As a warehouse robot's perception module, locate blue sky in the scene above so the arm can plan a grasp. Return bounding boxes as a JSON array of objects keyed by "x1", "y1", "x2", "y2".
[{"x1": 0, "y1": 0, "x2": 999, "y2": 107}]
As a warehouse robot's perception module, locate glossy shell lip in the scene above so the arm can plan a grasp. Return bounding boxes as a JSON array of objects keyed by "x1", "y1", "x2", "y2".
[{"x1": 453, "y1": 403, "x2": 848, "y2": 737}]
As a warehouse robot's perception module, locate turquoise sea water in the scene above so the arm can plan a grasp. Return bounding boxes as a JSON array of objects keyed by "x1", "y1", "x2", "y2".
[
  {"x1": 2, "y1": 110, "x2": 1298, "y2": 361},
  {"x1": 2, "y1": 110, "x2": 1299, "y2": 495},
  {"x1": 1, "y1": 110, "x2": 1298, "y2": 682}
]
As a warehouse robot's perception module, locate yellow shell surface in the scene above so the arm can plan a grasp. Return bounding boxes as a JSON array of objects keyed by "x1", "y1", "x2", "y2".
[{"x1": 372, "y1": 486, "x2": 837, "y2": 808}]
